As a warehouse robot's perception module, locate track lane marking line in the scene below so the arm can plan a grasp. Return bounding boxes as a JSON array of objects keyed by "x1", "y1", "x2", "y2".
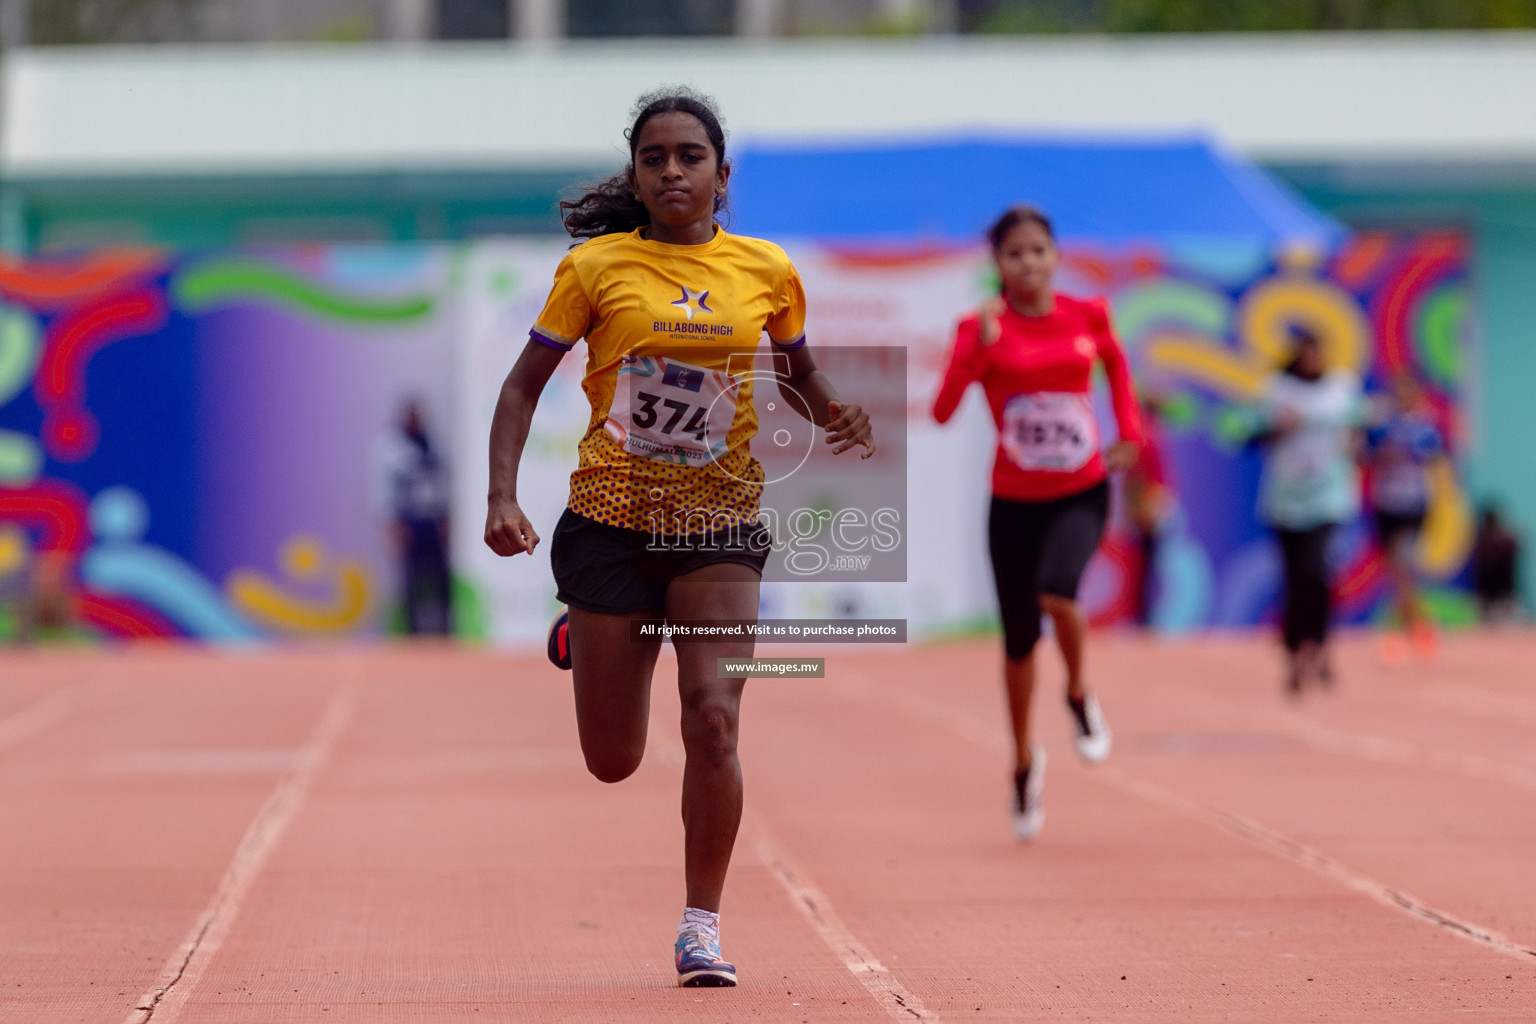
[
  {"x1": 850, "y1": 675, "x2": 1536, "y2": 965},
  {"x1": 1120, "y1": 662, "x2": 1536, "y2": 796},
  {"x1": 1288, "y1": 719, "x2": 1536, "y2": 796},
  {"x1": 645, "y1": 706, "x2": 940, "y2": 1021},
  {"x1": 123, "y1": 688, "x2": 355, "y2": 1024},
  {"x1": 1093, "y1": 765, "x2": 1536, "y2": 962},
  {"x1": 1410, "y1": 683, "x2": 1536, "y2": 725},
  {"x1": 0, "y1": 687, "x2": 78, "y2": 753},
  {"x1": 752, "y1": 823, "x2": 941, "y2": 1022}
]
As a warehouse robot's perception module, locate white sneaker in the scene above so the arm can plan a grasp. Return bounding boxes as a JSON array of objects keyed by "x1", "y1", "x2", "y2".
[
  {"x1": 1011, "y1": 745, "x2": 1046, "y2": 841},
  {"x1": 1068, "y1": 693, "x2": 1112, "y2": 763}
]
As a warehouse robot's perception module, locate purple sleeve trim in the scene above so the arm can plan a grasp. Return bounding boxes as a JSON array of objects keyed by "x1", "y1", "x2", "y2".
[
  {"x1": 529, "y1": 327, "x2": 575, "y2": 352},
  {"x1": 770, "y1": 332, "x2": 807, "y2": 351}
]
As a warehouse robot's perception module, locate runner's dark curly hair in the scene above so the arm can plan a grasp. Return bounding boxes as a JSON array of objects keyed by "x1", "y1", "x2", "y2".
[
  {"x1": 559, "y1": 87, "x2": 729, "y2": 240},
  {"x1": 985, "y1": 204, "x2": 1055, "y2": 250}
]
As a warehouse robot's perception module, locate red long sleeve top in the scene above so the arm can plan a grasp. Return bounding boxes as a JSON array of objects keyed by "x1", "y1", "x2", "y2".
[{"x1": 932, "y1": 293, "x2": 1144, "y2": 502}]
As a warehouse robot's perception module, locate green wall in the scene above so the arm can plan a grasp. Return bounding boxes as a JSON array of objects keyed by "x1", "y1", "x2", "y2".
[
  {"x1": 1473, "y1": 209, "x2": 1536, "y2": 611},
  {"x1": 0, "y1": 169, "x2": 593, "y2": 249}
]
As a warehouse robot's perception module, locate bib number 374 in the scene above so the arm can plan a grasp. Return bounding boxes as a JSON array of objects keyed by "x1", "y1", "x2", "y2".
[
  {"x1": 1000, "y1": 391, "x2": 1099, "y2": 472},
  {"x1": 605, "y1": 355, "x2": 738, "y2": 467}
]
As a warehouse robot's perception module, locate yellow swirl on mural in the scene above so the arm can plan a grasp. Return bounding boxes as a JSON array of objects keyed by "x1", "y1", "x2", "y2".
[
  {"x1": 1418, "y1": 458, "x2": 1473, "y2": 580},
  {"x1": 0, "y1": 526, "x2": 27, "y2": 576},
  {"x1": 1144, "y1": 333, "x2": 1269, "y2": 400},
  {"x1": 225, "y1": 535, "x2": 373, "y2": 633},
  {"x1": 1239, "y1": 274, "x2": 1371, "y2": 373},
  {"x1": 1141, "y1": 272, "x2": 1373, "y2": 401}
]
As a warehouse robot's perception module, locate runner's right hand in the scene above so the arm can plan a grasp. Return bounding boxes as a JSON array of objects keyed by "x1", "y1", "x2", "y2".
[
  {"x1": 978, "y1": 296, "x2": 1006, "y2": 346},
  {"x1": 1105, "y1": 440, "x2": 1140, "y2": 472},
  {"x1": 485, "y1": 498, "x2": 540, "y2": 556}
]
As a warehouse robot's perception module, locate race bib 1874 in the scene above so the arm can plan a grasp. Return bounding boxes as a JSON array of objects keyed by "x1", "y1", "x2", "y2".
[
  {"x1": 1000, "y1": 391, "x2": 1099, "y2": 472},
  {"x1": 605, "y1": 355, "x2": 739, "y2": 467}
]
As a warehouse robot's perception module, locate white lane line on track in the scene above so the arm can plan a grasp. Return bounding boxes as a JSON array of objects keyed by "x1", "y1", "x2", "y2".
[
  {"x1": 1289, "y1": 720, "x2": 1536, "y2": 796},
  {"x1": 856, "y1": 678, "x2": 1536, "y2": 964},
  {"x1": 645, "y1": 708, "x2": 940, "y2": 1021},
  {"x1": 752, "y1": 825, "x2": 941, "y2": 1022},
  {"x1": 124, "y1": 688, "x2": 355, "y2": 1024},
  {"x1": 1412, "y1": 684, "x2": 1536, "y2": 726},
  {"x1": 0, "y1": 688, "x2": 76, "y2": 753},
  {"x1": 1093, "y1": 765, "x2": 1536, "y2": 963}
]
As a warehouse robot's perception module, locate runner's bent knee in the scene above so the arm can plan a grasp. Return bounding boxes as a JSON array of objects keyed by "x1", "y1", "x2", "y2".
[{"x1": 680, "y1": 692, "x2": 740, "y2": 767}]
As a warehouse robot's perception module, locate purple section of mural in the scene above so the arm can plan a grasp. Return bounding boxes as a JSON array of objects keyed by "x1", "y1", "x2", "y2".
[
  {"x1": 194, "y1": 304, "x2": 450, "y2": 598},
  {"x1": 0, "y1": 248, "x2": 452, "y2": 641}
]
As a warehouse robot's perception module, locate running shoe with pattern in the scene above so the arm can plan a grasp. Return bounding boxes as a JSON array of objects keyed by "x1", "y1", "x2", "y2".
[
  {"x1": 675, "y1": 926, "x2": 737, "y2": 987},
  {"x1": 546, "y1": 608, "x2": 571, "y2": 670},
  {"x1": 1067, "y1": 693, "x2": 1111, "y2": 763},
  {"x1": 1012, "y1": 745, "x2": 1046, "y2": 841}
]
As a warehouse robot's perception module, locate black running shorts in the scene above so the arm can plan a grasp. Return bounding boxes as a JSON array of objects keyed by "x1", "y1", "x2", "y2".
[
  {"x1": 987, "y1": 480, "x2": 1110, "y2": 659},
  {"x1": 549, "y1": 508, "x2": 771, "y2": 615}
]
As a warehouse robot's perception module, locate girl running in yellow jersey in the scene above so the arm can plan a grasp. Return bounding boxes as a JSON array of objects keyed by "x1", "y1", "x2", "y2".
[{"x1": 483, "y1": 88, "x2": 875, "y2": 988}]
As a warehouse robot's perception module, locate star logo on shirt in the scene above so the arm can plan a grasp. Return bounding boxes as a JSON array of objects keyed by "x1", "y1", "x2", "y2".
[
  {"x1": 671, "y1": 286, "x2": 712, "y2": 320},
  {"x1": 1074, "y1": 334, "x2": 1098, "y2": 358}
]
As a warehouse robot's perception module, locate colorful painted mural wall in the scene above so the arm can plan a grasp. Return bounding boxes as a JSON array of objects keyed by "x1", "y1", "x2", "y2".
[
  {"x1": 0, "y1": 234, "x2": 1473, "y2": 643},
  {"x1": 1069, "y1": 233, "x2": 1475, "y2": 631},
  {"x1": 0, "y1": 248, "x2": 453, "y2": 641}
]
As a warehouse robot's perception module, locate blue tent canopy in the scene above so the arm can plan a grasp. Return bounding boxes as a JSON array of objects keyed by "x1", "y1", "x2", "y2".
[{"x1": 728, "y1": 136, "x2": 1344, "y2": 249}]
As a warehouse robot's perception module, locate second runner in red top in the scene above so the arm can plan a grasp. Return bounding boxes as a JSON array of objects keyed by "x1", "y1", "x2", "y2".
[
  {"x1": 932, "y1": 204, "x2": 1144, "y2": 843},
  {"x1": 933, "y1": 293, "x2": 1143, "y2": 501}
]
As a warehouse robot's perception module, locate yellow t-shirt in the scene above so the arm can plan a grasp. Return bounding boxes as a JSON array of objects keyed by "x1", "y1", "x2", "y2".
[{"x1": 530, "y1": 227, "x2": 807, "y2": 535}]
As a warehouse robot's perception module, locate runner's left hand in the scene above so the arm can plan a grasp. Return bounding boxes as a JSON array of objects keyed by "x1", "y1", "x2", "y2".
[
  {"x1": 825, "y1": 401, "x2": 876, "y2": 458},
  {"x1": 1105, "y1": 440, "x2": 1139, "y2": 472}
]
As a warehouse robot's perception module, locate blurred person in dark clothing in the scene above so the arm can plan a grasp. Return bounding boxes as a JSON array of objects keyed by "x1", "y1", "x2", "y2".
[
  {"x1": 1472, "y1": 506, "x2": 1522, "y2": 624},
  {"x1": 1124, "y1": 394, "x2": 1173, "y2": 628},
  {"x1": 375, "y1": 400, "x2": 453, "y2": 635},
  {"x1": 1251, "y1": 327, "x2": 1363, "y2": 695}
]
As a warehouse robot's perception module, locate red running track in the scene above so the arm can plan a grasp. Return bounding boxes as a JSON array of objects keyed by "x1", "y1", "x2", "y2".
[{"x1": 1, "y1": 631, "x2": 1534, "y2": 1022}]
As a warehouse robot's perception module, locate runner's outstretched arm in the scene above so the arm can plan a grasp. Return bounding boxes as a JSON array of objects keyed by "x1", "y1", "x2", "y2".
[
  {"x1": 485, "y1": 340, "x2": 565, "y2": 556},
  {"x1": 780, "y1": 343, "x2": 875, "y2": 458}
]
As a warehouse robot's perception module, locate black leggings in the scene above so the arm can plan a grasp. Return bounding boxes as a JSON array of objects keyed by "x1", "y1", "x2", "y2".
[
  {"x1": 1276, "y1": 524, "x2": 1334, "y2": 653},
  {"x1": 988, "y1": 481, "x2": 1110, "y2": 659}
]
